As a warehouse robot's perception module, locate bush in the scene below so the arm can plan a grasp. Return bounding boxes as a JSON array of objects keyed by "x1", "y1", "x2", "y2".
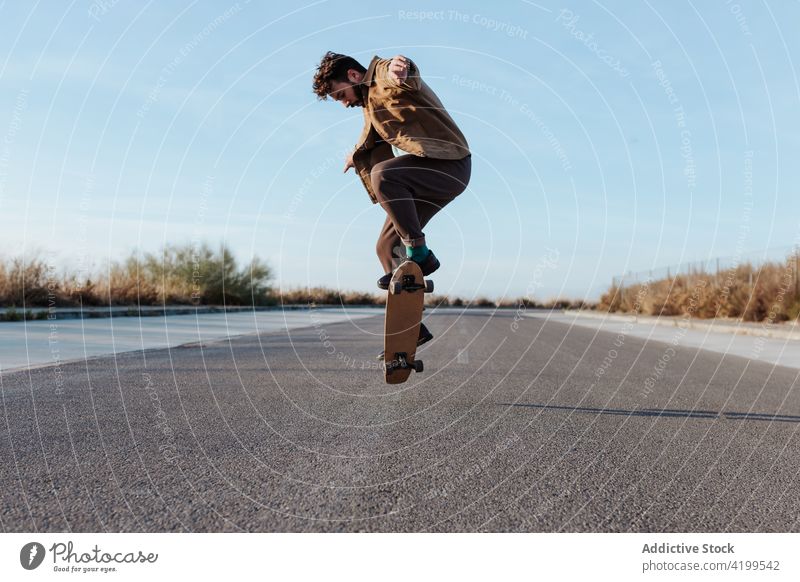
[
  {"x1": 278, "y1": 286, "x2": 384, "y2": 306},
  {"x1": 471, "y1": 296, "x2": 495, "y2": 308},
  {"x1": 598, "y1": 253, "x2": 800, "y2": 323},
  {"x1": 0, "y1": 243, "x2": 275, "y2": 307}
]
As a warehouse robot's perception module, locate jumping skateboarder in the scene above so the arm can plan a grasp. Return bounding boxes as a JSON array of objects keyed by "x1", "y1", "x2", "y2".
[{"x1": 312, "y1": 52, "x2": 472, "y2": 355}]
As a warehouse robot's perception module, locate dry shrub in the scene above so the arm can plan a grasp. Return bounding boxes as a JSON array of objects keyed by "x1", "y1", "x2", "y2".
[
  {"x1": 0, "y1": 243, "x2": 274, "y2": 307},
  {"x1": 471, "y1": 296, "x2": 495, "y2": 307},
  {"x1": 279, "y1": 287, "x2": 384, "y2": 306},
  {"x1": 0, "y1": 255, "x2": 85, "y2": 307},
  {"x1": 599, "y1": 254, "x2": 800, "y2": 322},
  {"x1": 424, "y1": 294, "x2": 453, "y2": 307}
]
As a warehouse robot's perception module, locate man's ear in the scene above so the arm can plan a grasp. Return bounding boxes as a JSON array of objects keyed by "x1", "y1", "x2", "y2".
[{"x1": 347, "y1": 69, "x2": 362, "y2": 83}]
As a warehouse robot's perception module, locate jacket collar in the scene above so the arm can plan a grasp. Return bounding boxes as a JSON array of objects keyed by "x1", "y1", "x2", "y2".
[
  {"x1": 358, "y1": 56, "x2": 380, "y2": 102},
  {"x1": 362, "y1": 55, "x2": 379, "y2": 85}
]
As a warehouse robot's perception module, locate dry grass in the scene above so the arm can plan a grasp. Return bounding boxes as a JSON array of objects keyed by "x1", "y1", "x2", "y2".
[
  {"x1": 278, "y1": 287, "x2": 385, "y2": 306},
  {"x1": 0, "y1": 244, "x2": 275, "y2": 308},
  {"x1": 425, "y1": 295, "x2": 588, "y2": 309},
  {"x1": 0, "y1": 246, "x2": 598, "y2": 312},
  {"x1": 494, "y1": 296, "x2": 588, "y2": 310},
  {"x1": 599, "y1": 254, "x2": 800, "y2": 322}
]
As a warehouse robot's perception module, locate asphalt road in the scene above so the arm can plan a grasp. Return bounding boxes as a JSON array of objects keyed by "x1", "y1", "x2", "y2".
[
  {"x1": 0, "y1": 307, "x2": 382, "y2": 371},
  {"x1": 2, "y1": 309, "x2": 799, "y2": 532}
]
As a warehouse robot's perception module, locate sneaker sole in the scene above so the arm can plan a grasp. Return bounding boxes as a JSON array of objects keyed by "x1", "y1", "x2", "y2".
[{"x1": 376, "y1": 333, "x2": 433, "y2": 360}]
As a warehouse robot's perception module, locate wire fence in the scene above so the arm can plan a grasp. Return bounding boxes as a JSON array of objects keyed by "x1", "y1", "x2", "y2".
[{"x1": 612, "y1": 245, "x2": 800, "y2": 291}]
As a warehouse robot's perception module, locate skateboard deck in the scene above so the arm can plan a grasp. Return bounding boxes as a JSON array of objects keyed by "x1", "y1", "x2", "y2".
[{"x1": 383, "y1": 260, "x2": 433, "y2": 384}]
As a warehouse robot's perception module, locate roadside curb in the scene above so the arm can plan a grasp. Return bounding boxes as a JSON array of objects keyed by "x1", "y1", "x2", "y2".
[
  {"x1": 553, "y1": 310, "x2": 800, "y2": 341},
  {"x1": 0, "y1": 303, "x2": 380, "y2": 323}
]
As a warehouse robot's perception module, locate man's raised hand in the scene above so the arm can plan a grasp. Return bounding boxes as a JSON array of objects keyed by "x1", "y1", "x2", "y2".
[
  {"x1": 388, "y1": 55, "x2": 409, "y2": 84},
  {"x1": 343, "y1": 151, "x2": 355, "y2": 173}
]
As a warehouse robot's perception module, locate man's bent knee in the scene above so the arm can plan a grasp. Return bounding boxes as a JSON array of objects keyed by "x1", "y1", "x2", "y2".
[{"x1": 370, "y1": 160, "x2": 410, "y2": 204}]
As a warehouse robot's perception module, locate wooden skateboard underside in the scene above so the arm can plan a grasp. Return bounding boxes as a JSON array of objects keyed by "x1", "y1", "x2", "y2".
[{"x1": 383, "y1": 260, "x2": 429, "y2": 384}]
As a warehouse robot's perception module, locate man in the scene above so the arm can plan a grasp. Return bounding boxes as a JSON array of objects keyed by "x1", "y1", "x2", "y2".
[{"x1": 313, "y1": 51, "x2": 471, "y2": 356}]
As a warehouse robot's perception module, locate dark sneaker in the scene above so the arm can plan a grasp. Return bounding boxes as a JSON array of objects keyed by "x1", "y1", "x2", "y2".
[
  {"x1": 417, "y1": 321, "x2": 434, "y2": 344},
  {"x1": 377, "y1": 273, "x2": 392, "y2": 290},
  {"x1": 377, "y1": 322, "x2": 433, "y2": 360},
  {"x1": 414, "y1": 249, "x2": 440, "y2": 276},
  {"x1": 378, "y1": 251, "x2": 439, "y2": 288}
]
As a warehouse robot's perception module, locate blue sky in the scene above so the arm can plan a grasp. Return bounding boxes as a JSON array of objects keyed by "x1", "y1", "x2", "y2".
[{"x1": 0, "y1": 1, "x2": 798, "y2": 301}]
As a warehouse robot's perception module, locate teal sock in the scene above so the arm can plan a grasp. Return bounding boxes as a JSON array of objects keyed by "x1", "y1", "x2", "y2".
[{"x1": 406, "y1": 244, "x2": 429, "y2": 261}]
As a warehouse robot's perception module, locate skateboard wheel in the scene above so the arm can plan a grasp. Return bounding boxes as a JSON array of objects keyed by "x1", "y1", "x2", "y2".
[
  {"x1": 424, "y1": 279, "x2": 434, "y2": 293},
  {"x1": 390, "y1": 281, "x2": 403, "y2": 295},
  {"x1": 413, "y1": 360, "x2": 424, "y2": 373}
]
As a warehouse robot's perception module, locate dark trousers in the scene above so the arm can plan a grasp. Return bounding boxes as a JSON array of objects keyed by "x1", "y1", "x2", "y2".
[{"x1": 371, "y1": 154, "x2": 471, "y2": 273}]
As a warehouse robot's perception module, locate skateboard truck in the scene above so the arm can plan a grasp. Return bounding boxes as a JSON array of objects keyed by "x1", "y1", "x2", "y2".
[
  {"x1": 384, "y1": 352, "x2": 424, "y2": 375},
  {"x1": 390, "y1": 275, "x2": 434, "y2": 295}
]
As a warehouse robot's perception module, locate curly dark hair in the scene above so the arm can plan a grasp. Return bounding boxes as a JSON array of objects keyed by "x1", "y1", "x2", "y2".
[{"x1": 312, "y1": 52, "x2": 366, "y2": 100}]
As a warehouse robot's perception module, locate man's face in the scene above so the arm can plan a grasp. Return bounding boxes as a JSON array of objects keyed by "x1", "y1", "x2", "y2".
[{"x1": 329, "y1": 71, "x2": 364, "y2": 108}]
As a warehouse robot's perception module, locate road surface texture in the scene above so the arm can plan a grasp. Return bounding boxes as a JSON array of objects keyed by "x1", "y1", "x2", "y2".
[
  {"x1": 2, "y1": 309, "x2": 799, "y2": 532},
  {"x1": 531, "y1": 311, "x2": 800, "y2": 370}
]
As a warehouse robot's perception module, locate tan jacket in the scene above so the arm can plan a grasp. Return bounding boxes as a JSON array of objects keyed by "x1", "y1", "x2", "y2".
[{"x1": 352, "y1": 56, "x2": 470, "y2": 203}]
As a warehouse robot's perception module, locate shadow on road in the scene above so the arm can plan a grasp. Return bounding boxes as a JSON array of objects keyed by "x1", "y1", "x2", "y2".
[{"x1": 498, "y1": 402, "x2": 800, "y2": 423}]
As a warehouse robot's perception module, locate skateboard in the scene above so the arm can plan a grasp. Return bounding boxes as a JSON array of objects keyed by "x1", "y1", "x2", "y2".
[{"x1": 383, "y1": 260, "x2": 434, "y2": 384}]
